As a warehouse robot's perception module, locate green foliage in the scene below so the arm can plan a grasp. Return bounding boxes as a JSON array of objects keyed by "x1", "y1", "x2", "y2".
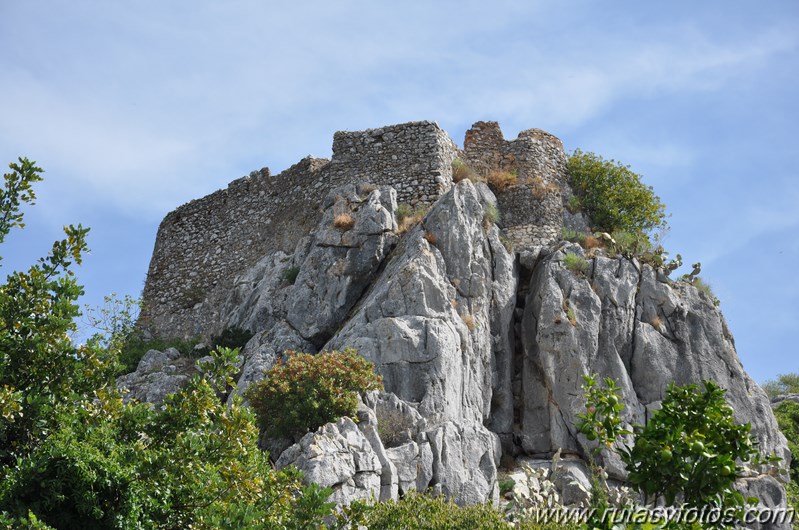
[
  {"x1": 563, "y1": 252, "x2": 589, "y2": 276},
  {"x1": 0, "y1": 161, "x2": 338, "y2": 529},
  {"x1": 0, "y1": 158, "x2": 44, "y2": 249},
  {"x1": 679, "y1": 275, "x2": 720, "y2": 307},
  {"x1": 451, "y1": 158, "x2": 478, "y2": 183},
  {"x1": 763, "y1": 373, "x2": 799, "y2": 397},
  {"x1": 578, "y1": 375, "x2": 767, "y2": 527},
  {"x1": 576, "y1": 375, "x2": 631, "y2": 452},
  {"x1": 483, "y1": 202, "x2": 500, "y2": 225},
  {"x1": 360, "y1": 492, "x2": 510, "y2": 530},
  {"x1": 395, "y1": 203, "x2": 413, "y2": 222},
  {"x1": 282, "y1": 265, "x2": 300, "y2": 285},
  {"x1": 773, "y1": 401, "x2": 799, "y2": 484},
  {"x1": 210, "y1": 325, "x2": 254, "y2": 351},
  {"x1": 561, "y1": 227, "x2": 587, "y2": 245},
  {"x1": 566, "y1": 194, "x2": 582, "y2": 213},
  {"x1": 609, "y1": 229, "x2": 653, "y2": 258},
  {"x1": 499, "y1": 477, "x2": 516, "y2": 496},
  {"x1": 247, "y1": 349, "x2": 383, "y2": 439},
  {"x1": 567, "y1": 149, "x2": 667, "y2": 234},
  {"x1": 624, "y1": 381, "x2": 759, "y2": 514}
]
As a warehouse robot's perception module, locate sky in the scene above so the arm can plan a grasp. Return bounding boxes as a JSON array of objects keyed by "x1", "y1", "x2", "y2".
[{"x1": 1, "y1": 1, "x2": 797, "y2": 384}]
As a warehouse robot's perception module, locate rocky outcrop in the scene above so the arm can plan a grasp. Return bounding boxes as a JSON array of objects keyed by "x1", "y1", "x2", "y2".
[
  {"x1": 517, "y1": 243, "x2": 789, "y2": 479},
  {"x1": 117, "y1": 348, "x2": 199, "y2": 404},
  {"x1": 125, "y1": 152, "x2": 791, "y2": 516}
]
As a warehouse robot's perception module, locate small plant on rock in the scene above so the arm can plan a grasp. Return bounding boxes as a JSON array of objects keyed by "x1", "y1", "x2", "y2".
[
  {"x1": 451, "y1": 158, "x2": 478, "y2": 183},
  {"x1": 246, "y1": 349, "x2": 383, "y2": 440},
  {"x1": 282, "y1": 265, "x2": 300, "y2": 285},
  {"x1": 486, "y1": 169, "x2": 518, "y2": 192},
  {"x1": 563, "y1": 252, "x2": 589, "y2": 276},
  {"x1": 483, "y1": 202, "x2": 500, "y2": 227},
  {"x1": 334, "y1": 212, "x2": 355, "y2": 230}
]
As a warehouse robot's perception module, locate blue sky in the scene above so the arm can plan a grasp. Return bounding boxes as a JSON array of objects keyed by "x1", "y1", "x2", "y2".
[{"x1": 1, "y1": 1, "x2": 797, "y2": 384}]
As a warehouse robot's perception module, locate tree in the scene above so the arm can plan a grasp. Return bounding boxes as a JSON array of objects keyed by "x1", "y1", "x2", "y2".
[
  {"x1": 0, "y1": 159, "x2": 337, "y2": 528},
  {"x1": 578, "y1": 375, "x2": 769, "y2": 528},
  {"x1": 567, "y1": 149, "x2": 667, "y2": 235}
]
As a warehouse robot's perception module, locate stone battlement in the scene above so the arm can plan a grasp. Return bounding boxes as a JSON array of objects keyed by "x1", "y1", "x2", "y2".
[{"x1": 139, "y1": 120, "x2": 570, "y2": 339}]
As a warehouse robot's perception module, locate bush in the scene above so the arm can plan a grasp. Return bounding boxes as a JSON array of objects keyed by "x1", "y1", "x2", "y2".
[
  {"x1": 773, "y1": 400, "x2": 799, "y2": 484},
  {"x1": 246, "y1": 349, "x2": 383, "y2": 439},
  {"x1": 333, "y1": 212, "x2": 355, "y2": 230},
  {"x1": 359, "y1": 492, "x2": 509, "y2": 530},
  {"x1": 568, "y1": 149, "x2": 667, "y2": 235},
  {"x1": 563, "y1": 253, "x2": 589, "y2": 276},
  {"x1": 395, "y1": 204, "x2": 428, "y2": 234},
  {"x1": 451, "y1": 158, "x2": 477, "y2": 183},
  {"x1": 118, "y1": 335, "x2": 203, "y2": 375},
  {"x1": 578, "y1": 375, "x2": 764, "y2": 525},
  {"x1": 483, "y1": 202, "x2": 500, "y2": 226},
  {"x1": 282, "y1": 265, "x2": 300, "y2": 285}
]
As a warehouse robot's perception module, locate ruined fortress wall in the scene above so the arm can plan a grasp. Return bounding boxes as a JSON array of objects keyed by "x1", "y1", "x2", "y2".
[
  {"x1": 463, "y1": 121, "x2": 567, "y2": 248},
  {"x1": 327, "y1": 121, "x2": 459, "y2": 206},
  {"x1": 140, "y1": 121, "x2": 460, "y2": 340}
]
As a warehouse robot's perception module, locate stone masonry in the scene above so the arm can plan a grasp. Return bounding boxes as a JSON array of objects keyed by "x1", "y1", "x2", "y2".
[
  {"x1": 463, "y1": 121, "x2": 567, "y2": 248},
  {"x1": 140, "y1": 120, "x2": 571, "y2": 340}
]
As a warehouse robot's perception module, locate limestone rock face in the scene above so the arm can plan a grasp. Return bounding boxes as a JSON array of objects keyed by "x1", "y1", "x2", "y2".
[
  {"x1": 323, "y1": 180, "x2": 514, "y2": 504},
  {"x1": 275, "y1": 416, "x2": 383, "y2": 505},
  {"x1": 287, "y1": 184, "x2": 398, "y2": 347},
  {"x1": 126, "y1": 176, "x2": 790, "y2": 511},
  {"x1": 116, "y1": 348, "x2": 197, "y2": 405},
  {"x1": 519, "y1": 242, "x2": 790, "y2": 486}
]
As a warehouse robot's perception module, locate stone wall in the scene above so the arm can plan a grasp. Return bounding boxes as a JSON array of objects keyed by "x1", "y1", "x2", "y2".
[
  {"x1": 140, "y1": 121, "x2": 460, "y2": 340},
  {"x1": 462, "y1": 121, "x2": 568, "y2": 248}
]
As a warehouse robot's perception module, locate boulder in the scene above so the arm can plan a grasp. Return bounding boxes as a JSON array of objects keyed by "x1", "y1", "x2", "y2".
[
  {"x1": 275, "y1": 416, "x2": 383, "y2": 505},
  {"x1": 116, "y1": 348, "x2": 197, "y2": 405}
]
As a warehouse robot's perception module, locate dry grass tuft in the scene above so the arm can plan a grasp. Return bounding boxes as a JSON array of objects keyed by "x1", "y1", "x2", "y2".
[
  {"x1": 650, "y1": 316, "x2": 663, "y2": 329},
  {"x1": 460, "y1": 313, "x2": 476, "y2": 331},
  {"x1": 334, "y1": 212, "x2": 355, "y2": 230},
  {"x1": 486, "y1": 169, "x2": 518, "y2": 192},
  {"x1": 451, "y1": 158, "x2": 478, "y2": 183},
  {"x1": 583, "y1": 235, "x2": 603, "y2": 250}
]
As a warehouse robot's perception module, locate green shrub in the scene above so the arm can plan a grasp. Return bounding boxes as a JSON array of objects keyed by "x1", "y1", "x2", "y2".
[
  {"x1": 561, "y1": 227, "x2": 587, "y2": 245},
  {"x1": 499, "y1": 477, "x2": 516, "y2": 496},
  {"x1": 211, "y1": 326, "x2": 253, "y2": 351},
  {"x1": 568, "y1": 149, "x2": 667, "y2": 235},
  {"x1": 609, "y1": 229, "x2": 653, "y2": 258},
  {"x1": 566, "y1": 194, "x2": 582, "y2": 213},
  {"x1": 282, "y1": 265, "x2": 300, "y2": 285},
  {"x1": 679, "y1": 275, "x2": 720, "y2": 307},
  {"x1": 483, "y1": 202, "x2": 500, "y2": 225},
  {"x1": 359, "y1": 491, "x2": 509, "y2": 530},
  {"x1": 395, "y1": 203, "x2": 413, "y2": 222},
  {"x1": 246, "y1": 349, "x2": 383, "y2": 439},
  {"x1": 579, "y1": 374, "x2": 764, "y2": 524},
  {"x1": 773, "y1": 400, "x2": 799, "y2": 484},
  {"x1": 563, "y1": 252, "x2": 589, "y2": 275}
]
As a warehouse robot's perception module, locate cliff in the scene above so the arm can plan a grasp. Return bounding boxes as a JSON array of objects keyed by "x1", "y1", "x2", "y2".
[{"x1": 128, "y1": 121, "x2": 791, "y2": 527}]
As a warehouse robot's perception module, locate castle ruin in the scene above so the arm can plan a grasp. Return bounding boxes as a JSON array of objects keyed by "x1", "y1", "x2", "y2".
[{"x1": 140, "y1": 121, "x2": 572, "y2": 339}]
